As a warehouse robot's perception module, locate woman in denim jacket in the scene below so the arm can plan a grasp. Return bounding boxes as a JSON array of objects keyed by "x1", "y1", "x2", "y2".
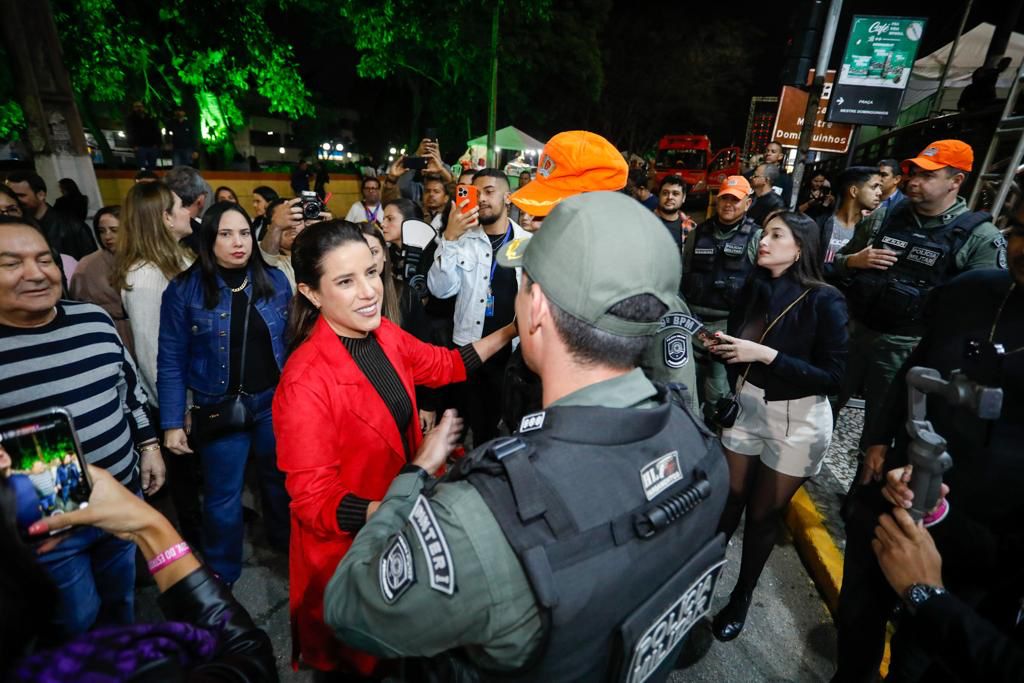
[{"x1": 157, "y1": 201, "x2": 291, "y2": 585}]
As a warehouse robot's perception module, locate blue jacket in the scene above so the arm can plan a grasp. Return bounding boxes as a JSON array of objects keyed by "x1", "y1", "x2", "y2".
[{"x1": 158, "y1": 266, "x2": 291, "y2": 429}]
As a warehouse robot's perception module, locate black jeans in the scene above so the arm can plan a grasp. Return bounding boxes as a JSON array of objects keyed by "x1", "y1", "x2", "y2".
[
  {"x1": 150, "y1": 405, "x2": 203, "y2": 547},
  {"x1": 464, "y1": 344, "x2": 512, "y2": 448}
]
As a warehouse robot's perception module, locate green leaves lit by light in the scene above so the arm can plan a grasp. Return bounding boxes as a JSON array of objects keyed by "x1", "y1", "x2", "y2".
[{"x1": 0, "y1": 101, "x2": 25, "y2": 140}]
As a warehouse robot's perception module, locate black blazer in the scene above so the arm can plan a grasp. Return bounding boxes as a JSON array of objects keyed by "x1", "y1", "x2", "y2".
[{"x1": 726, "y1": 270, "x2": 849, "y2": 401}]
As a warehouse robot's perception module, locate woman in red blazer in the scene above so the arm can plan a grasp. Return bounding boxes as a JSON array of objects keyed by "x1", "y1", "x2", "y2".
[{"x1": 273, "y1": 220, "x2": 515, "y2": 677}]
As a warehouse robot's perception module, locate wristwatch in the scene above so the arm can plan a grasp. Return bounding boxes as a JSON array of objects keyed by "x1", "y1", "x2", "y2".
[{"x1": 903, "y1": 583, "x2": 947, "y2": 615}]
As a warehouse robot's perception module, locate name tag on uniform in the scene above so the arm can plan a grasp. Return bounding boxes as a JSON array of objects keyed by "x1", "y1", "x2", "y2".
[
  {"x1": 409, "y1": 495, "x2": 455, "y2": 595},
  {"x1": 880, "y1": 236, "x2": 909, "y2": 251},
  {"x1": 518, "y1": 411, "x2": 546, "y2": 433},
  {"x1": 694, "y1": 248, "x2": 715, "y2": 256},
  {"x1": 640, "y1": 452, "x2": 683, "y2": 501},
  {"x1": 722, "y1": 243, "x2": 745, "y2": 256}
]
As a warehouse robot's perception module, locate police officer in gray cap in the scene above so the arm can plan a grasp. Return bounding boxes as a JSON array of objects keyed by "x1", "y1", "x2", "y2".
[{"x1": 323, "y1": 191, "x2": 729, "y2": 681}]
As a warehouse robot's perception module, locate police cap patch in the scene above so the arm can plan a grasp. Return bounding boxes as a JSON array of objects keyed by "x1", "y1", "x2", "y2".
[{"x1": 379, "y1": 533, "x2": 415, "y2": 603}]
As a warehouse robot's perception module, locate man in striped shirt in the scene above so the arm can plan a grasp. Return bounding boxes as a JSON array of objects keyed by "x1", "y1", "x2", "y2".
[{"x1": 0, "y1": 216, "x2": 164, "y2": 639}]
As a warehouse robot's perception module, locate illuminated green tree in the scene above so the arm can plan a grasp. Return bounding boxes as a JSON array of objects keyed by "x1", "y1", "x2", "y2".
[{"x1": 50, "y1": 0, "x2": 314, "y2": 156}]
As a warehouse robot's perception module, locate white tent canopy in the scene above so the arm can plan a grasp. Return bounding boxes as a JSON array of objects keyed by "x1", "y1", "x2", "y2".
[{"x1": 904, "y1": 22, "x2": 1024, "y2": 110}]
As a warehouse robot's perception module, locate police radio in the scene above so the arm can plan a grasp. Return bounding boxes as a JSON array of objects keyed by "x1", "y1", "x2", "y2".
[{"x1": 904, "y1": 367, "x2": 1003, "y2": 521}]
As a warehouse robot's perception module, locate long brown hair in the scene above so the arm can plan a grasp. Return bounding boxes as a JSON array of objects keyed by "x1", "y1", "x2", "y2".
[
  {"x1": 113, "y1": 182, "x2": 191, "y2": 291},
  {"x1": 358, "y1": 222, "x2": 402, "y2": 328},
  {"x1": 287, "y1": 220, "x2": 369, "y2": 353}
]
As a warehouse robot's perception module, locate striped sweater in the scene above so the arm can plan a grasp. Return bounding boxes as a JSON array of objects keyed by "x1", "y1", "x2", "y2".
[{"x1": 0, "y1": 301, "x2": 155, "y2": 489}]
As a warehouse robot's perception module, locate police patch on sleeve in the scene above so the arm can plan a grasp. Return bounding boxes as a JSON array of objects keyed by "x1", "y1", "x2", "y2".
[
  {"x1": 409, "y1": 495, "x2": 456, "y2": 595},
  {"x1": 995, "y1": 236, "x2": 1008, "y2": 270},
  {"x1": 663, "y1": 333, "x2": 689, "y2": 368},
  {"x1": 379, "y1": 533, "x2": 415, "y2": 604}
]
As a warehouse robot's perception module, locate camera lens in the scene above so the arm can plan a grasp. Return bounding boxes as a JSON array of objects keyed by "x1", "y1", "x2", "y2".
[{"x1": 302, "y1": 201, "x2": 322, "y2": 220}]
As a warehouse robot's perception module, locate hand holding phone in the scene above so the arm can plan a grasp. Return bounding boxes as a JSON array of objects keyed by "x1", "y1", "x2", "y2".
[{"x1": 695, "y1": 324, "x2": 719, "y2": 347}]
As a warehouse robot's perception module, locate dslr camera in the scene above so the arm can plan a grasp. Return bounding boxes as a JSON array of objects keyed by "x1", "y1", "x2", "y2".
[{"x1": 299, "y1": 190, "x2": 325, "y2": 221}]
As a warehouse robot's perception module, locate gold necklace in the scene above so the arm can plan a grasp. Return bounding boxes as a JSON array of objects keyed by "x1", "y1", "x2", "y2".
[
  {"x1": 230, "y1": 275, "x2": 249, "y2": 294},
  {"x1": 989, "y1": 281, "x2": 1024, "y2": 356}
]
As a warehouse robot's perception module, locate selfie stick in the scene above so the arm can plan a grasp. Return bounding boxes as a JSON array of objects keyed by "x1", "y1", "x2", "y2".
[{"x1": 904, "y1": 367, "x2": 1003, "y2": 521}]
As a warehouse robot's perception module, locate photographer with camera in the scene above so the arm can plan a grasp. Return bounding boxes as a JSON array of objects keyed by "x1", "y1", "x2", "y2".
[
  {"x1": 706, "y1": 210, "x2": 848, "y2": 642},
  {"x1": 382, "y1": 137, "x2": 454, "y2": 221},
  {"x1": 832, "y1": 215, "x2": 1024, "y2": 682},
  {"x1": 259, "y1": 194, "x2": 333, "y2": 291}
]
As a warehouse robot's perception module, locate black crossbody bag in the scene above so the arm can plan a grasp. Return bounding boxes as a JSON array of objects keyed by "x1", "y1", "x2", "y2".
[{"x1": 192, "y1": 297, "x2": 255, "y2": 442}]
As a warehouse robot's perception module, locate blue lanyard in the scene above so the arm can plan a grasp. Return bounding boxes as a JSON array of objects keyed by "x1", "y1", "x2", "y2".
[{"x1": 489, "y1": 221, "x2": 513, "y2": 284}]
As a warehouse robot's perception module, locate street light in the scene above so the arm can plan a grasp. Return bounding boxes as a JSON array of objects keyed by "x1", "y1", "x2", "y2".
[
  {"x1": 389, "y1": 147, "x2": 397, "y2": 154},
  {"x1": 278, "y1": 147, "x2": 285, "y2": 154},
  {"x1": 388, "y1": 155, "x2": 394, "y2": 162},
  {"x1": 335, "y1": 143, "x2": 344, "y2": 151},
  {"x1": 321, "y1": 142, "x2": 331, "y2": 151}
]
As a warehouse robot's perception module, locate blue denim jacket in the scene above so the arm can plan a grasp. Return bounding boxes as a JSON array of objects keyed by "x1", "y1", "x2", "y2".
[{"x1": 157, "y1": 266, "x2": 291, "y2": 429}]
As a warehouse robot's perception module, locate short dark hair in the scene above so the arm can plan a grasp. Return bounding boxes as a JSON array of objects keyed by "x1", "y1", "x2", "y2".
[
  {"x1": 265, "y1": 197, "x2": 290, "y2": 223},
  {"x1": 759, "y1": 163, "x2": 780, "y2": 185},
  {"x1": 6, "y1": 171, "x2": 45, "y2": 195},
  {"x1": 659, "y1": 175, "x2": 688, "y2": 195},
  {"x1": 361, "y1": 176, "x2": 381, "y2": 189},
  {"x1": 253, "y1": 185, "x2": 278, "y2": 204},
  {"x1": 422, "y1": 173, "x2": 446, "y2": 188},
  {"x1": 878, "y1": 159, "x2": 902, "y2": 176},
  {"x1": 526, "y1": 273, "x2": 667, "y2": 369},
  {"x1": 472, "y1": 167, "x2": 510, "y2": 190},
  {"x1": 835, "y1": 166, "x2": 880, "y2": 204},
  {"x1": 383, "y1": 197, "x2": 423, "y2": 222}
]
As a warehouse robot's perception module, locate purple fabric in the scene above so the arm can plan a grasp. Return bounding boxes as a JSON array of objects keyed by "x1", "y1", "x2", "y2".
[{"x1": 12, "y1": 621, "x2": 219, "y2": 682}]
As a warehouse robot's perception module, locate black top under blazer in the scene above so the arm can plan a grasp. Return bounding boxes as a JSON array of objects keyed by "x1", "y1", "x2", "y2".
[{"x1": 726, "y1": 269, "x2": 849, "y2": 401}]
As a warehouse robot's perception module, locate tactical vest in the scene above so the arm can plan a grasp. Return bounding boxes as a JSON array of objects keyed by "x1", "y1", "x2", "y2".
[
  {"x1": 437, "y1": 386, "x2": 729, "y2": 683},
  {"x1": 845, "y1": 207, "x2": 991, "y2": 333},
  {"x1": 682, "y1": 218, "x2": 759, "y2": 317}
]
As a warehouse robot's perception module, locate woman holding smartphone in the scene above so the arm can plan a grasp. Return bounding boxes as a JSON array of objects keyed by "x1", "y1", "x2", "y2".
[
  {"x1": 273, "y1": 220, "x2": 515, "y2": 678},
  {"x1": 158, "y1": 202, "x2": 292, "y2": 586},
  {"x1": 707, "y1": 210, "x2": 848, "y2": 642}
]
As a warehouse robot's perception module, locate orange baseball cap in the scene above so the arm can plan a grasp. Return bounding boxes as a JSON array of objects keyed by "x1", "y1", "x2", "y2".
[
  {"x1": 717, "y1": 175, "x2": 752, "y2": 200},
  {"x1": 902, "y1": 139, "x2": 974, "y2": 174},
  {"x1": 510, "y1": 130, "x2": 628, "y2": 216}
]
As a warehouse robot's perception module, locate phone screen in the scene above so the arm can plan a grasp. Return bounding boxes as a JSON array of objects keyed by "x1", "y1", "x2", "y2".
[{"x1": 0, "y1": 408, "x2": 92, "y2": 540}]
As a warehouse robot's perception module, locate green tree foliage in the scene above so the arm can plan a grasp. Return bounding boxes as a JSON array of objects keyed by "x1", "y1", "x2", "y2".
[{"x1": 51, "y1": 0, "x2": 314, "y2": 145}]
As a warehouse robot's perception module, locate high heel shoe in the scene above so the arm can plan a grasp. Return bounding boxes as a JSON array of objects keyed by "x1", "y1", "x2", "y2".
[{"x1": 712, "y1": 589, "x2": 752, "y2": 642}]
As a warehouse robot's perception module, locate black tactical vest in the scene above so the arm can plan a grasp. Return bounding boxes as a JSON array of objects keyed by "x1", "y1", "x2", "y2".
[
  {"x1": 682, "y1": 218, "x2": 759, "y2": 316},
  {"x1": 436, "y1": 386, "x2": 729, "y2": 683},
  {"x1": 845, "y1": 205, "x2": 991, "y2": 333}
]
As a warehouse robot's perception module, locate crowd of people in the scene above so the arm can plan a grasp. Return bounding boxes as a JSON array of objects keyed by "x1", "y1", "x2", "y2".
[{"x1": 0, "y1": 125, "x2": 1020, "y2": 683}]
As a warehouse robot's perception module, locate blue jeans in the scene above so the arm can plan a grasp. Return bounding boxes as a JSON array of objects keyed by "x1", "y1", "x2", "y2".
[
  {"x1": 172, "y1": 148, "x2": 194, "y2": 167},
  {"x1": 37, "y1": 525, "x2": 135, "y2": 640},
  {"x1": 135, "y1": 145, "x2": 159, "y2": 170},
  {"x1": 195, "y1": 387, "x2": 290, "y2": 583}
]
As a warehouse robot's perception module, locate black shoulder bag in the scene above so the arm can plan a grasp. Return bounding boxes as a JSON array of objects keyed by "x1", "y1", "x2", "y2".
[
  {"x1": 192, "y1": 296, "x2": 255, "y2": 442},
  {"x1": 711, "y1": 289, "x2": 810, "y2": 430}
]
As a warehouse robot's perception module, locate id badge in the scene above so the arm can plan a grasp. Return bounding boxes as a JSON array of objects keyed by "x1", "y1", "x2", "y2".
[{"x1": 485, "y1": 294, "x2": 495, "y2": 317}]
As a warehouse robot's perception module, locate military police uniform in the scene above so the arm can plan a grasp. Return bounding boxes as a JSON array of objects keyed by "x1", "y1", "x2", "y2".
[
  {"x1": 323, "y1": 192, "x2": 729, "y2": 682},
  {"x1": 681, "y1": 215, "x2": 761, "y2": 417},
  {"x1": 833, "y1": 195, "x2": 1005, "y2": 451}
]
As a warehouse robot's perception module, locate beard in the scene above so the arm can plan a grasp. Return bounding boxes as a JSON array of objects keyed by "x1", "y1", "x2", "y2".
[{"x1": 479, "y1": 206, "x2": 504, "y2": 226}]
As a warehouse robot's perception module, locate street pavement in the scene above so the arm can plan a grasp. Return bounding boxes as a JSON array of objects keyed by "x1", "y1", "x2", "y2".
[{"x1": 136, "y1": 409, "x2": 869, "y2": 681}]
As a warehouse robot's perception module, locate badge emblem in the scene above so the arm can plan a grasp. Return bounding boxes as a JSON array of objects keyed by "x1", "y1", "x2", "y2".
[
  {"x1": 379, "y1": 533, "x2": 415, "y2": 604},
  {"x1": 640, "y1": 451, "x2": 683, "y2": 501},
  {"x1": 538, "y1": 154, "x2": 556, "y2": 178},
  {"x1": 663, "y1": 333, "x2": 688, "y2": 369},
  {"x1": 518, "y1": 411, "x2": 546, "y2": 433},
  {"x1": 409, "y1": 496, "x2": 455, "y2": 595}
]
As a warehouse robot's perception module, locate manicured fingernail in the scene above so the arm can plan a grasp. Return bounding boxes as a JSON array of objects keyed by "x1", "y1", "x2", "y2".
[{"x1": 28, "y1": 521, "x2": 47, "y2": 535}]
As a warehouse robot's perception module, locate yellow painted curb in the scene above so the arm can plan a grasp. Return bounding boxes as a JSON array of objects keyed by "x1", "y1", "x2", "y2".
[{"x1": 785, "y1": 486, "x2": 891, "y2": 676}]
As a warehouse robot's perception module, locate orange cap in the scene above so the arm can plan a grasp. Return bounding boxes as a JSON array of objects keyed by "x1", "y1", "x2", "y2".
[
  {"x1": 717, "y1": 175, "x2": 752, "y2": 200},
  {"x1": 902, "y1": 139, "x2": 973, "y2": 175},
  {"x1": 510, "y1": 130, "x2": 628, "y2": 216}
]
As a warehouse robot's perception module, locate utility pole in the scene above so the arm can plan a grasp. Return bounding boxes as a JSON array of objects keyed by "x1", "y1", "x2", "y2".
[
  {"x1": 790, "y1": 0, "x2": 842, "y2": 210},
  {"x1": 0, "y1": 0, "x2": 102, "y2": 217},
  {"x1": 486, "y1": 2, "x2": 501, "y2": 168}
]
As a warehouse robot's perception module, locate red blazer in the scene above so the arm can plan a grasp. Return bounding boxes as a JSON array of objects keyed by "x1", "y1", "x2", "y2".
[{"x1": 273, "y1": 315, "x2": 467, "y2": 673}]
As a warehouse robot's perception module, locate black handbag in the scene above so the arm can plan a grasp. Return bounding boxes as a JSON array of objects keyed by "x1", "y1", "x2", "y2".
[
  {"x1": 710, "y1": 290, "x2": 810, "y2": 432},
  {"x1": 192, "y1": 295, "x2": 255, "y2": 442}
]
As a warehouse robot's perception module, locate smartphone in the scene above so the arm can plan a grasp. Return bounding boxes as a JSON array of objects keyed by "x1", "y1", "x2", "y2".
[
  {"x1": 425, "y1": 127, "x2": 438, "y2": 142},
  {"x1": 0, "y1": 407, "x2": 93, "y2": 542},
  {"x1": 405, "y1": 156, "x2": 428, "y2": 171},
  {"x1": 694, "y1": 324, "x2": 718, "y2": 347},
  {"x1": 456, "y1": 184, "x2": 479, "y2": 214}
]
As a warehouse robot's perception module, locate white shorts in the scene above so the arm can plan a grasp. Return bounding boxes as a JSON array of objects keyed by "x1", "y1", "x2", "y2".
[{"x1": 720, "y1": 380, "x2": 833, "y2": 478}]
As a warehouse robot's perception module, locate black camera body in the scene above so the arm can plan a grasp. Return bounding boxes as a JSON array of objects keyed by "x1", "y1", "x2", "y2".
[{"x1": 299, "y1": 190, "x2": 324, "y2": 221}]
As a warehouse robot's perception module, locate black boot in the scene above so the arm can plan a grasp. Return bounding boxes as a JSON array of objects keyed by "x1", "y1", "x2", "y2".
[{"x1": 712, "y1": 589, "x2": 752, "y2": 642}]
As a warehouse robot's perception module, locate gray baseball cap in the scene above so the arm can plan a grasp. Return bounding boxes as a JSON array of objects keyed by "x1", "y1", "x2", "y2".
[{"x1": 497, "y1": 191, "x2": 681, "y2": 337}]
